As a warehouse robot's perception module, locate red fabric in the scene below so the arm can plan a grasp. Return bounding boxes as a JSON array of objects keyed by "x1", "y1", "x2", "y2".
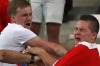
[
  {"x1": 54, "y1": 44, "x2": 100, "y2": 66},
  {"x1": 17, "y1": 64, "x2": 21, "y2": 66},
  {"x1": 0, "y1": 0, "x2": 11, "y2": 32}
]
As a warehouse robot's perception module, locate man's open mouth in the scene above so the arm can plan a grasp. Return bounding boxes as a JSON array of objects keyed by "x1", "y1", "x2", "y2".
[
  {"x1": 75, "y1": 37, "x2": 81, "y2": 41},
  {"x1": 26, "y1": 23, "x2": 31, "y2": 26}
]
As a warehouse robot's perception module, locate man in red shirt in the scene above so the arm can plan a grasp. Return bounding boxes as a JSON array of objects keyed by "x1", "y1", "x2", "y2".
[
  {"x1": 0, "y1": 0, "x2": 10, "y2": 32},
  {"x1": 26, "y1": 15, "x2": 100, "y2": 66}
]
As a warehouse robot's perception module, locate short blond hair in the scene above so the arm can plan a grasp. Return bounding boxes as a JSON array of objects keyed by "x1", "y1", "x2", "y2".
[{"x1": 8, "y1": 0, "x2": 31, "y2": 16}]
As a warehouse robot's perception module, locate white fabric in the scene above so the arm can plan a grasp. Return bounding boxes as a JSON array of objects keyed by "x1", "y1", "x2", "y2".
[
  {"x1": 0, "y1": 23, "x2": 37, "y2": 66},
  {"x1": 30, "y1": 0, "x2": 65, "y2": 24},
  {"x1": 78, "y1": 42, "x2": 97, "y2": 49}
]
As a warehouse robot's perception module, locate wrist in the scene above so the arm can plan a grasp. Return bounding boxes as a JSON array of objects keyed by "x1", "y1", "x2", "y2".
[
  {"x1": 29, "y1": 54, "x2": 35, "y2": 64},
  {"x1": 29, "y1": 53, "x2": 41, "y2": 64}
]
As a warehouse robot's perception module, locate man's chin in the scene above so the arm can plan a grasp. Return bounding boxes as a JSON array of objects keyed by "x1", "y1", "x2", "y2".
[
  {"x1": 74, "y1": 41, "x2": 80, "y2": 45},
  {"x1": 24, "y1": 26, "x2": 31, "y2": 29}
]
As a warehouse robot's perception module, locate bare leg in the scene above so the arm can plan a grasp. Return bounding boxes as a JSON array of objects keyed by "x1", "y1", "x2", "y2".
[
  {"x1": 46, "y1": 23, "x2": 61, "y2": 44},
  {"x1": 31, "y1": 22, "x2": 41, "y2": 35}
]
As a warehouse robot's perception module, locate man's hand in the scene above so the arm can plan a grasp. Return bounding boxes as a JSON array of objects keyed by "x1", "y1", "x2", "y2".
[
  {"x1": 25, "y1": 47, "x2": 46, "y2": 55},
  {"x1": 26, "y1": 47, "x2": 58, "y2": 66},
  {"x1": 25, "y1": 47, "x2": 45, "y2": 66}
]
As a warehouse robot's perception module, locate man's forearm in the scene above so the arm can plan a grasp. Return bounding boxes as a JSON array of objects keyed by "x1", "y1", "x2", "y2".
[
  {"x1": 38, "y1": 50, "x2": 57, "y2": 66},
  {"x1": 0, "y1": 50, "x2": 31, "y2": 64},
  {"x1": 35, "y1": 37, "x2": 67, "y2": 57},
  {"x1": 44, "y1": 42, "x2": 67, "y2": 58},
  {"x1": 26, "y1": 36, "x2": 67, "y2": 58}
]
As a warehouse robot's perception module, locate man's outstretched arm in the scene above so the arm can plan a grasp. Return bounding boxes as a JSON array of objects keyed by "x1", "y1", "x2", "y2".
[
  {"x1": 25, "y1": 36, "x2": 67, "y2": 58},
  {"x1": 0, "y1": 50, "x2": 31, "y2": 64}
]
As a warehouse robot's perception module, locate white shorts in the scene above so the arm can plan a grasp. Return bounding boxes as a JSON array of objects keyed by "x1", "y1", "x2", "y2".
[{"x1": 30, "y1": 0, "x2": 65, "y2": 24}]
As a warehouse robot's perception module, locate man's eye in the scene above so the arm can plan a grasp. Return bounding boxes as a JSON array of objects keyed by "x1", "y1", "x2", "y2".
[
  {"x1": 22, "y1": 14, "x2": 28, "y2": 16},
  {"x1": 74, "y1": 28, "x2": 77, "y2": 31},
  {"x1": 29, "y1": 13, "x2": 32, "y2": 16}
]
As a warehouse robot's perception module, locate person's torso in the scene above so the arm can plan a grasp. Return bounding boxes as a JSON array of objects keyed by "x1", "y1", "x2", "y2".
[
  {"x1": 0, "y1": 23, "x2": 36, "y2": 66},
  {"x1": 54, "y1": 42, "x2": 100, "y2": 66}
]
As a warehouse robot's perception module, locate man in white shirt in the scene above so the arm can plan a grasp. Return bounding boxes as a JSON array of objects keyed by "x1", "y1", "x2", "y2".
[{"x1": 0, "y1": 0, "x2": 67, "y2": 66}]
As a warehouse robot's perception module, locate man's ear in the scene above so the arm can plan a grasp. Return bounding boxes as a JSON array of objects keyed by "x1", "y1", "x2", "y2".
[
  {"x1": 92, "y1": 32, "x2": 97, "y2": 39},
  {"x1": 10, "y1": 14, "x2": 16, "y2": 23}
]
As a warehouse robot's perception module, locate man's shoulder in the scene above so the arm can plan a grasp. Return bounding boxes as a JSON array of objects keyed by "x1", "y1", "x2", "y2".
[
  {"x1": 8, "y1": 23, "x2": 28, "y2": 31},
  {"x1": 77, "y1": 41, "x2": 97, "y2": 49}
]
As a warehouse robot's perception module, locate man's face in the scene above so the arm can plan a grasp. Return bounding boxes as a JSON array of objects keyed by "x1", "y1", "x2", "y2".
[
  {"x1": 11, "y1": 6, "x2": 32, "y2": 29},
  {"x1": 74, "y1": 20, "x2": 95, "y2": 44}
]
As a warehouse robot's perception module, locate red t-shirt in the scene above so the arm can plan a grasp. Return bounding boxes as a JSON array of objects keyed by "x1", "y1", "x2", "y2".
[
  {"x1": 0, "y1": 0, "x2": 10, "y2": 32},
  {"x1": 54, "y1": 42, "x2": 100, "y2": 66}
]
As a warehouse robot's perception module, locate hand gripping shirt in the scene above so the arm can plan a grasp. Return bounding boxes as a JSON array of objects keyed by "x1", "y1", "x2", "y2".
[
  {"x1": 0, "y1": 23, "x2": 37, "y2": 66},
  {"x1": 53, "y1": 42, "x2": 100, "y2": 66}
]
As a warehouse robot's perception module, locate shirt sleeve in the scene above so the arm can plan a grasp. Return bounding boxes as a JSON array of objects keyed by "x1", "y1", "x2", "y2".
[{"x1": 13, "y1": 28, "x2": 37, "y2": 44}]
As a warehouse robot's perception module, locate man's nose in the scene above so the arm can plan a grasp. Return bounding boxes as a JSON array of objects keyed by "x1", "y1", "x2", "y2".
[
  {"x1": 74, "y1": 30, "x2": 81, "y2": 35},
  {"x1": 27, "y1": 15, "x2": 32, "y2": 20}
]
